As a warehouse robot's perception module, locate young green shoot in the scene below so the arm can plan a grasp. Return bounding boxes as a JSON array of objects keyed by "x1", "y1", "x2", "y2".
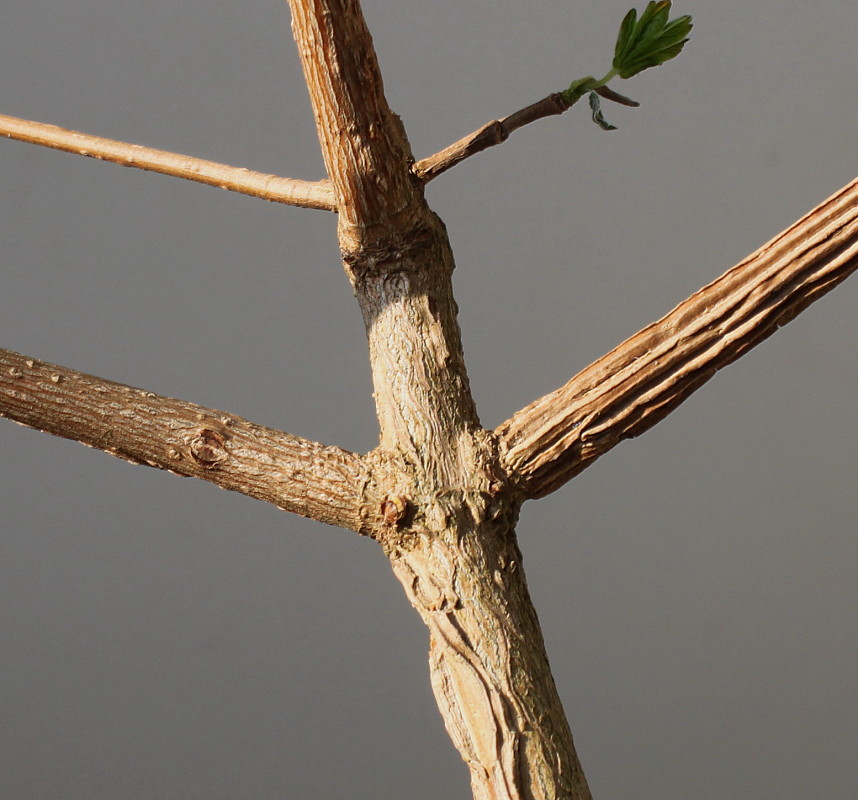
[{"x1": 561, "y1": 1, "x2": 692, "y2": 130}]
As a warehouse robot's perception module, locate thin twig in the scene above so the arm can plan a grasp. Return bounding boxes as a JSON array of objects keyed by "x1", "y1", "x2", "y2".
[
  {"x1": 412, "y1": 93, "x2": 572, "y2": 182},
  {"x1": 0, "y1": 112, "x2": 337, "y2": 211},
  {"x1": 412, "y1": 87, "x2": 640, "y2": 182}
]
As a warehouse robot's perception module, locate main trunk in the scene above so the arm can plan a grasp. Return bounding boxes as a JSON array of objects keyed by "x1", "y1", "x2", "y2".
[
  {"x1": 288, "y1": 1, "x2": 592, "y2": 796},
  {"x1": 348, "y1": 198, "x2": 591, "y2": 799},
  {"x1": 384, "y1": 503, "x2": 591, "y2": 800}
]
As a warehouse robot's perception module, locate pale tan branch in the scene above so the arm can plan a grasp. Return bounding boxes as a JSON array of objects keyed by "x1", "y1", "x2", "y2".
[
  {"x1": 387, "y1": 512, "x2": 592, "y2": 800},
  {"x1": 0, "y1": 348, "x2": 368, "y2": 530},
  {"x1": 288, "y1": 0, "x2": 481, "y2": 478},
  {"x1": 0, "y1": 112, "x2": 336, "y2": 211},
  {"x1": 286, "y1": 4, "x2": 589, "y2": 796},
  {"x1": 497, "y1": 176, "x2": 858, "y2": 499}
]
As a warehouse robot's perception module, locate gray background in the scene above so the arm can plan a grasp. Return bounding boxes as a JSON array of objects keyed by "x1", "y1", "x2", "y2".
[{"x1": 1, "y1": 1, "x2": 856, "y2": 798}]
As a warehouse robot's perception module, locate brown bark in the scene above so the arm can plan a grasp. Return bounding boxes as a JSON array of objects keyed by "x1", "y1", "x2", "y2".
[
  {"x1": 288, "y1": 2, "x2": 592, "y2": 797},
  {"x1": 412, "y1": 87, "x2": 638, "y2": 183},
  {"x1": 413, "y1": 93, "x2": 573, "y2": 183},
  {"x1": 288, "y1": 0, "x2": 419, "y2": 250},
  {"x1": 0, "y1": 348, "x2": 367, "y2": 530},
  {"x1": 383, "y1": 504, "x2": 591, "y2": 800}
]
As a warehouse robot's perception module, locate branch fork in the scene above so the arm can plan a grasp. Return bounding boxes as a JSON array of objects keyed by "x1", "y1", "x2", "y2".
[{"x1": 2, "y1": 2, "x2": 856, "y2": 798}]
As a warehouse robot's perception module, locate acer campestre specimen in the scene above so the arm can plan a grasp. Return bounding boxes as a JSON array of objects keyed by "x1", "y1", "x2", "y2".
[{"x1": 2, "y1": 3, "x2": 857, "y2": 799}]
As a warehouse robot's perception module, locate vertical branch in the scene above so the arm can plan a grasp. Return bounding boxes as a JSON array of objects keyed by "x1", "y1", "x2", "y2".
[
  {"x1": 286, "y1": 3, "x2": 592, "y2": 798},
  {"x1": 287, "y1": 0, "x2": 481, "y2": 481},
  {"x1": 387, "y1": 511, "x2": 593, "y2": 800},
  {"x1": 287, "y1": 0, "x2": 419, "y2": 251}
]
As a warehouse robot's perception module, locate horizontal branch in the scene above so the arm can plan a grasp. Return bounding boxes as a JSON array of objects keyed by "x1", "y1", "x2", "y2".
[
  {"x1": 0, "y1": 348, "x2": 369, "y2": 530},
  {"x1": 497, "y1": 176, "x2": 858, "y2": 498},
  {"x1": 0, "y1": 112, "x2": 336, "y2": 211}
]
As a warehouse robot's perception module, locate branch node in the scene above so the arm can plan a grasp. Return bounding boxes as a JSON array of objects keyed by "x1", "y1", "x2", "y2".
[{"x1": 189, "y1": 429, "x2": 230, "y2": 469}]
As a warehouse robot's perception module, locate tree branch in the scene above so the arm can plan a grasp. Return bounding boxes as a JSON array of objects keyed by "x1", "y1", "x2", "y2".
[
  {"x1": 287, "y1": 0, "x2": 421, "y2": 251},
  {"x1": 411, "y1": 85, "x2": 638, "y2": 183},
  {"x1": 288, "y1": 0, "x2": 481, "y2": 478},
  {"x1": 413, "y1": 85, "x2": 638, "y2": 183},
  {"x1": 386, "y1": 505, "x2": 592, "y2": 800},
  {"x1": 0, "y1": 112, "x2": 336, "y2": 211},
  {"x1": 497, "y1": 176, "x2": 858, "y2": 499},
  {"x1": 413, "y1": 93, "x2": 574, "y2": 182},
  {"x1": 0, "y1": 348, "x2": 368, "y2": 530}
]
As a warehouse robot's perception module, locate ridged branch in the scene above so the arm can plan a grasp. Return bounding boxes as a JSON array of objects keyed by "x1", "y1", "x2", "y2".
[
  {"x1": 288, "y1": 3, "x2": 591, "y2": 798},
  {"x1": 287, "y1": 0, "x2": 420, "y2": 250},
  {"x1": 0, "y1": 112, "x2": 336, "y2": 211},
  {"x1": 0, "y1": 348, "x2": 367, "y2": 530},
  {"x1": 497, "y1": 176, "x2": 858, "y2": 498}
]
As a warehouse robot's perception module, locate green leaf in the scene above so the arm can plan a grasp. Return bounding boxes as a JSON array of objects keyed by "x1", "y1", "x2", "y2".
[
  {"x1": 588, "y1": 92, "x2": 617, "y2": 131},
  {"x1": 612, "y1": 1, "x2": 692, "y2": 80},
  {"x1": 560, "y1": 2, "x2": 691, "y2": 130},
  {"x1": 614, "y1": 8, "x2": 639, "y2": 64}
]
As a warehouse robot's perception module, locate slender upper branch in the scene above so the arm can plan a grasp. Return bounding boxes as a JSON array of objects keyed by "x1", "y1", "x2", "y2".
[
  {"x1": 497, "y1": 176, "x2": 858, "y2": 499},
  {"x1": 413, "y1": 93, "x2": 573, "y2": 183},
  {"x1": 0, "y1": 112, "x2": 336, "y2": 211},
  {"x1": 411, "y1": 86, "x2": 636, "y2": 183},
  {"x1": 0, "y1": 348, "x2": 369, "y2": 530}
]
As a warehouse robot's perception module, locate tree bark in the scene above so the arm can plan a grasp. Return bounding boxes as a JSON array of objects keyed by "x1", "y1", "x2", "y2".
[
  {"x1": 497, "y1": 175, "x2": 858, "y2": 498},
  {"x1": 0, "y1": 112, "x2": 336, "y2": 210},
  {"x1": 384, "y1": 507, "x2": 591, "y2": 800}
]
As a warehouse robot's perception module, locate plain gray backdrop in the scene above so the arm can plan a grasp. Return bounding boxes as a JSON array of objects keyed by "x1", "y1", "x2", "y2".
[{"x1": 2, "y1": 1, "x2": 857, "y2": 798}]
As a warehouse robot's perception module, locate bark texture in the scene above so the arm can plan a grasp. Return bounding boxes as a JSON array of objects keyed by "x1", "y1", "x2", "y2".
[
  {"x1": 0, "y1": 112, "x2": 336, "y2": 210},
  {"x1": 0, "y1": 349, "x2": 367, "y2": 530},
  {"x1": 497, "y1": 176, "x2": 858, "y2": 498},
  {"x1": 384, "y1": 508, "x2": 591, "y2": 800},
  {"x1": 413, "y1": 93, "x2": 573, "y2": 182}
]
